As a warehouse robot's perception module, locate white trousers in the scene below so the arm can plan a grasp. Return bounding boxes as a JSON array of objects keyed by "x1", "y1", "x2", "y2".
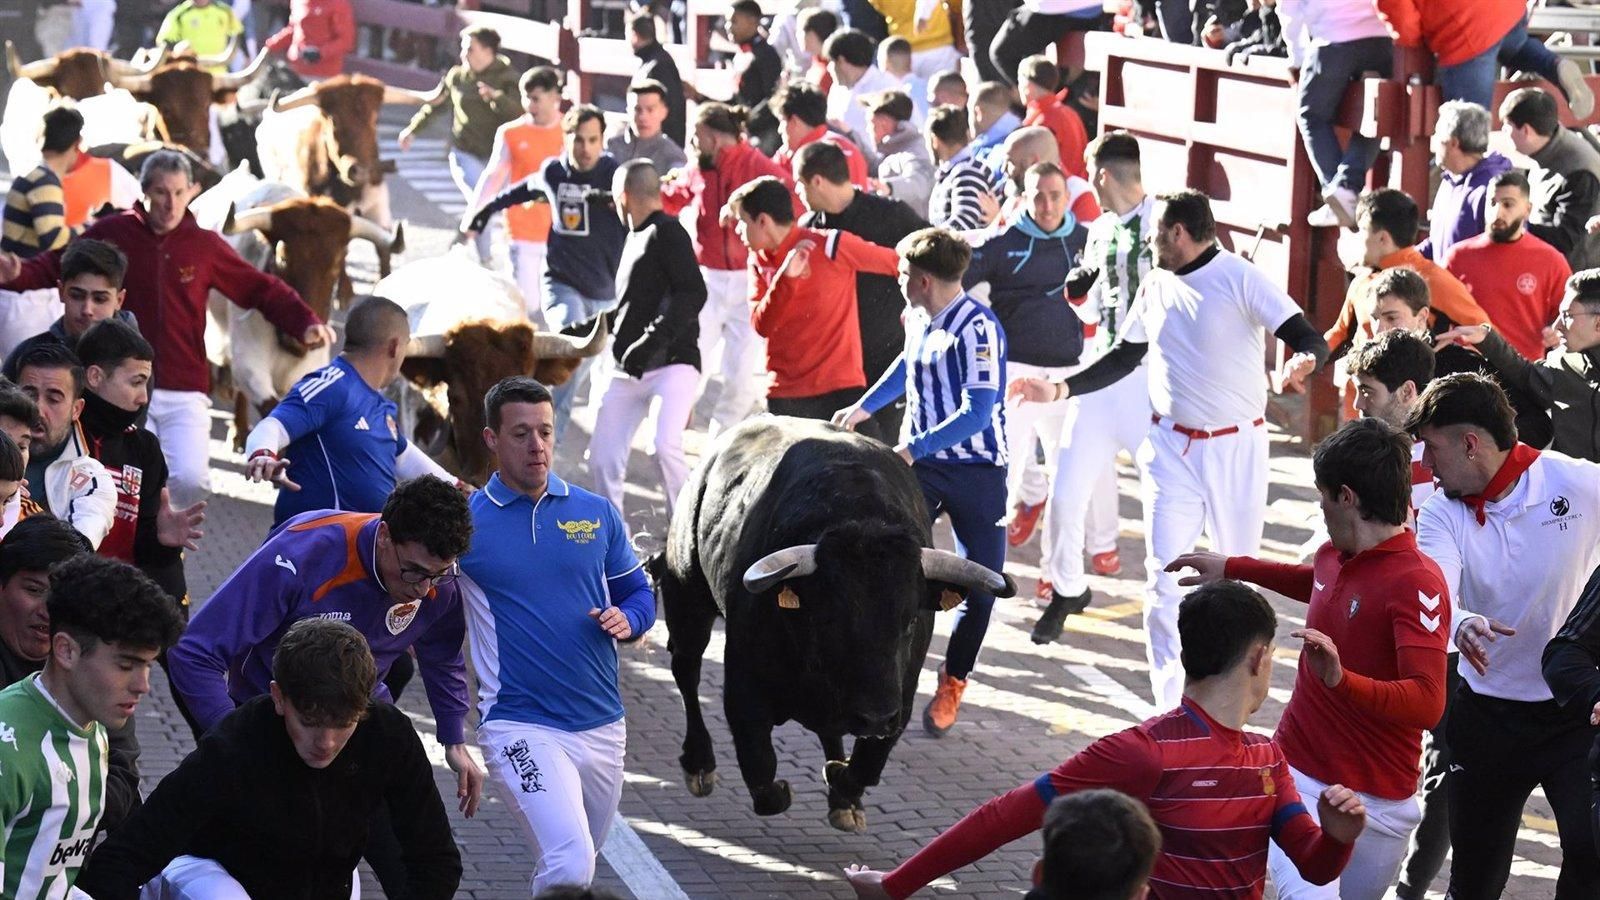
[
  {"x1": 138, "y1": 855, "x2": 360, "y2": 900},
  {"x1": 479, "y1": 717, "x2": 627, "y2": 895},
  {"x1": 1266, "y1": 766, "x2": 1422, "y2": 900},
  {"x1": 696, "y1": 267, "x2": 763, "y2": 436},
  {"x1": 69, "y1": 0, "x2": 117, "y2": 51},
  {"x1": 588, "y1": 363, "x2": 698, "y2": 518},
  {"x1": 1138, "y1": 416, "x2": 1267, "y2": 708},
  {"x1": 146, "y1": 389, "x2": 213, "y2": 507},
  {"x1": 911, "y1": 44, "x2": 962, "y2": 79},
  {"x1": 0, "y1": 289, "x2": 62, "y2": 362},
  {"x1": 1003, "y1": 360, "x2": 1069, "y2": 568},
  {"x1": 1044, "y1": 365, "x2": 1150, "y2": 596},
  {"x1": 512, "y1": 240, "x2": 548, "y2": 326}
]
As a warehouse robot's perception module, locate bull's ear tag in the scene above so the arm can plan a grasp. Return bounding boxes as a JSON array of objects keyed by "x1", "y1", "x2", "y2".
[
  {"x1": 939, "y1": 589, "x2": 962, "y2": 611},
  {"x1": 777, "y1": 587, "x2": 801, "y2": 610}
]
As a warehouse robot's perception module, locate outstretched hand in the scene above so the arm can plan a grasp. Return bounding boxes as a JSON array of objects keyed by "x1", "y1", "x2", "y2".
[
  {"x1": 156, "y1": 488, "x2": 206, "y2": 551},
  {"x1": 1163, "y1": 551, "x2": 1227, "y2": 586}
]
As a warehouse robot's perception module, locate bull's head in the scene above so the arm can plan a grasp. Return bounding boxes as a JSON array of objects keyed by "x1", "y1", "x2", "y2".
[
  {"x1": 224, "y1": 198, "x2": 403, "y2": 323},
  {"x1": 740, "y1": 523, "x2": 1016, "y2": 737},
  {"x1": 5, "y1": 42, "x2": 165, "y2": 100},
  {"x1": 110, "y1": 49, "x2": 269, "y2": 158},
  {"x1": 401, "y1": 318, "x2": 608, "y2": 484},
  {"x1": 270, "y1": 77, "x2": 435, "y2": 201}
]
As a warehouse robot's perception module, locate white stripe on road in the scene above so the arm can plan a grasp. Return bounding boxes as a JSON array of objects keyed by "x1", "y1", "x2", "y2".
[
  {"x1": 1065, "y1": 663, "x2": 1160, "y2": 721},
  {"x1": 602, "y1": 819, "x2": 693, "y2": 900}
]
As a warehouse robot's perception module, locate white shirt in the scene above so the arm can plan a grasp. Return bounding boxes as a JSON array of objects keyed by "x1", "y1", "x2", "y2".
[
  {"x1": 1121, "y1": 248, "x2": 1300, "y2": 427},
  {"x1": 1276, "y1": 0, "x2": 1391, "y2": 68},
  {"x1": 1416, "y1": 451, "x2": 1600, "y2": 702},
  {"x1": 828, "y1": 65, "x2": 899, "y2": 150}
]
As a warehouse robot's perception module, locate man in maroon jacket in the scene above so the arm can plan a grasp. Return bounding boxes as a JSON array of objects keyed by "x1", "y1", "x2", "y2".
[{"x1": 0, "y1": 151, "x2": 331, "y2": 507}]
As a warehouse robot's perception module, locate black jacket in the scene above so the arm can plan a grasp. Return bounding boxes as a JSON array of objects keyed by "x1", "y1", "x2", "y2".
[
  {"x1": 1479, "y1": 328, "x2": 1600, "y2": 462},
  {"x1": 76, "y1": 697, "x2": 461, "y2": 900},
  {"x1": 609, "y1": 209, "x2": 706, "y2": 377},
  {"x1": 1542, "y1": 561, "x2": 1600, "y2": 798},
  {"x1": 803, "y1": 192, "x2": 928, "y2": 382},
  {"x1": 2, "y1": 310, "x2": 140, "y2": 383},
  {"x1": 77, "y1": 390, "x2": 186, "y2": 603},
  {"x1": 634, "y1": 40, "x2": 687, "y2": 148}
]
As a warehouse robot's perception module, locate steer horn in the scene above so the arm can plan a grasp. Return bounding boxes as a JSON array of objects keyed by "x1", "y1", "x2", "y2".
[
  {"x1": 921, "y1": 549, "x2": 1016, "y2": 598},
  {"x1": 383, "y1": 84, "x2": 443, "y2": 107},
  {"x1": 270, "y1": 84, "x2": 321, "y2": 113},
  {"x1": 222, "y1": 202, "x2": 274, "y2": 236},
  {"x1": 405, "y1": 334, "x2": 448, "y2": 358},
  {"x1": 349, "y1": 214, "x2": 398, "y2": 250},
  {"x1": 530, "y1": 315, "x2": 608, "y2": 360},
  {"x1": 105, "y1": 45, "x2": 168, "y2": 79},
  {"x1": 213, "y1": 48, "x2": 270, "y2": 92},
  {"x1": 743, "y1": 545, "x2": 819, "y2": 594},
  {"x1": 6, "y1": 41, "x2": 59, "y2": 81}
]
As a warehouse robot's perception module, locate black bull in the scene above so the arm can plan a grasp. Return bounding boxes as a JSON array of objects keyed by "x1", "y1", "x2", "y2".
[{"x1": 652, "y1": 417, "x2": 1014, "y2": 832}]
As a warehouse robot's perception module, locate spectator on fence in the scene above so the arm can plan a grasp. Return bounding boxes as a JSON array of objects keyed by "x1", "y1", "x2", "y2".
[
  {"x1": 925, "y1": 103, "x2": 998, "y2": 232},
  {"x1": 825, "y1": 28, "x2": 901, "y2": 150},
  {"x1": 1501, "y1": 87, "x2": 1600, "y2": 274},
  {"x1": 989, "y1": 1, "x2": 1110, "y2": 90},
  {"x1": 865, "y1": 90, "x2": 933, "y2": 217},
  {"x1": 264, "y1": 0, "x2": 355, "y2": 81},
  {"x1": 1419, "y1": 101, "x2": 1512, "y2": 261},
  {"x1": 607, "y1": 80, "x2": 688, "y2": 177},
  {"x1": 628, "y1": 11, "x2": 688, "y2": 148}
]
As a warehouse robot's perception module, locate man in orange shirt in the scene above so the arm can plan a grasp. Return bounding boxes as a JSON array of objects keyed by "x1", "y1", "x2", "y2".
[
  {"x1": 463, "y1": 67, "x2": 565, "y2": 323},
  {"x1": 730, "y1": 176, "x2": 898, "y2": 420},
  {"x1": 1017, "y1": 55, "x2": 1087, "y2": 180}
]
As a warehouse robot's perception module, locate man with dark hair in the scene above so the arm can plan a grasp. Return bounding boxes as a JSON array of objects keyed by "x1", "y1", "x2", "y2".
[
  {"x1": 835, "y1": 226, "x2": 1008, "y2": 736},
  {"x1": 75, "y1": 319, "x2": 203, "y2": 602},
  {"x1": 824, "y1": 28, "x2": 899, "y2": 146},
  {"x1": 0, "y1": 387, "x2": 42, "y2": 534},
  {"x1": 1172, "y1": 417, "x2": 1451, "y2": 896},
  {"x1": 2, "y1": 238, "x2": 139, "y2": 382},
  {"x1": 1348, "y1": 328, "x2": 1436, "y2": 436},
  {"x1": 925, "y1": 103, "x2": 997, "y2": 232},
  {"x1": 792, "y1": 141, "x2": 927, "y2": 443},
  {"x1": 731, "y1": 175, "x2": 898, "y2": 421},
  {"x1": 14, "y1": 343, "x2": 118, "y2": 550},
  {"x1": 606, "y1": 80, "x2": 688, "y2": 175},
  {"x1": 460, "y1": 376, "x2": 655, "y2": 892},
  {"x1": 864, "y1": 89, "x2": 933, "y2": 216},
  {"x1": 245, "y1": 295, "x2": 457, "y2": 527},
  {"x1": 628, "y1": 11, "x2": 687, "y2": 146},
  {"x1": 1031, "y1": 790, "x2": 1159, "y2": 900},
  {"x1": 1502, "y1": 86, "x2": 1600, "y2": 272},
  {"x1": 1011, "y1": 189, "x2": 1330, "y2": 708},
  {"x1": 773, "y1": 82, "x2": 870, "y2": 190},
  {"x1": 0, "y1": 554, "x2": 182, "y2": 897},
  {"x1": 78, "y1": 618, "x2": 462, "y2": 899},
  {"x1": 844, "y1": 580, "x2": 1365, "y2": 898},
  {"x1": 0, "y1": 432, "x2": 26, "y2": 540},
  {"x1": 1445, "y1": 169, "x2": 1571, "y2": 361},
  {"x1": 1017, "y1": 55, "x2": 1087, "y2": 179},
  {"x1": 1405, "y1": 372, "x2": 1600, "y2": 898},
  {"x1": 1, "y1": 105, "x2": 91, "y2": 361}
]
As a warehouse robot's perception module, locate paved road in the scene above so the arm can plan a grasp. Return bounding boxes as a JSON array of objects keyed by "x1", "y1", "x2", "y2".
[{"x1": 2, "y1": 102, "x2": 1564, "y2": 898}]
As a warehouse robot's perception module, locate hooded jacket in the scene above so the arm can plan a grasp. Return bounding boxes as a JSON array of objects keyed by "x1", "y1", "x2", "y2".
[
  {"x1": 661, "y1": 139, "x2": 793, "y2": 271},
  {"x1": 77, "y1": 390, "x2": 185, "y2": 602},
  {"x1": 1418, "y1": 151, "x2": 1512, "y2": 260},
  {"x1": 962, "y1": 213, "x2": 1088, "y2": 368},
  {"x1": 32, "y1": 421, "x2": 117, "y2": 550},
  {"x1": 875, "y1": 121, "x2": 934, "y2": 219}
]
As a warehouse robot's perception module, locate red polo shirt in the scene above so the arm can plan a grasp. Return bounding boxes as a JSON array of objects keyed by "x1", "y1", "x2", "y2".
[{"x1": 1444, "y1": 231, "x2": 1569, "y2": 361}]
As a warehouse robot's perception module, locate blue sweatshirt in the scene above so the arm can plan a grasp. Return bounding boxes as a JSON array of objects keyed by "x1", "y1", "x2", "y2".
[
  {"x1": 165, "y1": 511, "x2": 471, "y2": 745},
  {"x1": 963, "y1": 213, "x2": 1088, "y2": 368},
  {"x1": 1418, "y1": 151, "x2": 1514, "y2": 260},
  {"x1": 540, "y1": 154, "x2": 627, "y2": 301}
]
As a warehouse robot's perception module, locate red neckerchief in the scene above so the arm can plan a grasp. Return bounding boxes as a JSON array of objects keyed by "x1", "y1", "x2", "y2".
[{"x1": 1462, "y1": 443, "x2": 1540, "y2": 526}]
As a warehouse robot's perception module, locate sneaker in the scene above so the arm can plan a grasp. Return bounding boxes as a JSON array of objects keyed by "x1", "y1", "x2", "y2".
[
  {"x1": 1006, "y1": 500, "x2": 1045, "y2": 547},
  {"x1": 1091, "y1": 550, "x2": 1122, "y2": 576},
  {"x1": 1032, "y1": 588, "x2": 1091, "y2": 645},
  {"x1": 1558, "y1": 58, "x2": 1595, "y2": 120},
  {"x1": 923, "y1": 665, "x2": 967, "y2": 737},
  {"x1": 1309, "y1": 186, "x2": 1358, "y2": 230},
  {"x1": 1034, "y1": 578, "x2": 1054, "y2": 605}
]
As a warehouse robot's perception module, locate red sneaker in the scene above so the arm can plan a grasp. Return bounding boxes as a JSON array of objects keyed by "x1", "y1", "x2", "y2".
[
  {"x1": 1091, "y1": 550, "x2": 1122, "y2": 577},
  {"x1": 1006, "y1": 501, "x2": 1045, "y2": 547}
]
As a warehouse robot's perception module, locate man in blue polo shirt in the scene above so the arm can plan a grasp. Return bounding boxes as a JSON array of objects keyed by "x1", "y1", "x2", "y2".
[
  {"x1": 458, "y1": 376, "x2": 655, "y2": 893},
  {"x1": 244, "y1": 295, "x2": 459, "y2": 527}
]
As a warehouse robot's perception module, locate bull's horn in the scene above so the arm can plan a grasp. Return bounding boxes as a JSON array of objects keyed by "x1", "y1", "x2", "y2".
[
  {"x1": 406, "y1": 334, "x2": 448, "y2": 358},
  {"x1": 743, "y1": 545, "x2": 818, "y2": 594},
  {"x1": 107, "y1": 45, "x2": 168, "y2": 77},
  {"x1": 270, "y1": 84, "x2": 320, "y2": 113},
  {"x1": 921, "y1": 549, "x2": 1016, "y2": 599},
  {"x1": 223, "y1": 203, "x2": 274, "y2": 235},
  {"x1": 110, "y1": 71, "x2": 154, "y2": 94},
  {"x1": 213, "y1": 48, "x2": 269, "y2": 92},
  {"x1": 383, "y1": 84, "x2": 443, "y2": 106},
  {"x1": 530, "y1": 315, "x2": 608, "y2": 360},
  {"x1": 349, "y1": 214, "x2": 404, "y2": 253},
  {"x1": 6, "y1": 41, "x2": 59, "y2": 81}
]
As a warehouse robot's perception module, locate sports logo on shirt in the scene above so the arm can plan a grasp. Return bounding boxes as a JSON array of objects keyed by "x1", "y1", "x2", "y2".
[
  {"x1": 274, "y1": 554, "x2": 298, "y2": 575},
  {"x1": 1516, "y1": 273, "x2": 1537, "y2": 296},
  {"x1": 355, "y1": 417, "x2": 370, "y2": 431},
  {"x1": 119, "y1": 465, "x2": 143, "y2": 498},
  {"x1": 1543, "y1": 495, "x2": 1581, "y2": 530},
  {"x1": 385, "y1": 601, "x2": 420, "y2": 635},
  {"x1": 1419, "y1": 591, "x2": 1442, "y2": 633},
  {"x1": 387, "y1": 414, "x2": 399, "y2": 440},
  {"x1": 1347, "y1": 595, "x2": 1360, "y2": 619},
  {"x1": 0, "y1": 722, "x2": 15, "y2": 751},
  {"x1": 558, "y1": 518, "x2": 601, "y2": 544},
  {"x1": 1260, "y1": 767, "x2": 1275, "y2": 797},
  {"x1": 1552, "y1": 496, "x2": 1571, "y2": 517}
]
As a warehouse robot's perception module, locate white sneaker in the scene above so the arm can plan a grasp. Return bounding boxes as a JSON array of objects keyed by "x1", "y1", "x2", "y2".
[
  {"x1": 1558, "y1": 58, "x2": 1595, "y2": 120},
  {"x1": 1319, "y1": 186, "x2": 1359, "y2": 229},
  {"x1": 1307, "y1": 204, "x2": 1344, "y2": 228}
]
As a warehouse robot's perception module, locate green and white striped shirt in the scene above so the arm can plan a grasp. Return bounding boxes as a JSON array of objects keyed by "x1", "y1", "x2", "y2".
[
  {"x1": 1081, "y1": 194, "x2": 1155, "y2": 358},
  {"x1": 0, "y1": 674, "x2": 107, "y2": 900}
]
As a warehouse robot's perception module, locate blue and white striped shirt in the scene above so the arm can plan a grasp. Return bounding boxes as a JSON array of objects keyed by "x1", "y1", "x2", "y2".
[{"x1": 904, "y1": 293, "x2": 1008, "y2": 465}]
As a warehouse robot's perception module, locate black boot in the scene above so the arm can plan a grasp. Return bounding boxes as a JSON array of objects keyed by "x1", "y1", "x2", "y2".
[{"x1": 1031, "y1": 588, "x2": 1091, "y2": 644}]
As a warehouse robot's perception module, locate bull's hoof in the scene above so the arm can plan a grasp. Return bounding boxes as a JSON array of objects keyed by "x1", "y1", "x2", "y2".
[
  {"x1": 823, "y1": 760, "x2": 869, "y2": 832},
  {"x1": 827, "y1": 804, "x2": 868, "y2": 833},
  {"x1": 750, "y1": 779, "x2": 792, "y2": 816},
  {"x1": 683, "y1": 768, "x2": 718, "y2": 798}
]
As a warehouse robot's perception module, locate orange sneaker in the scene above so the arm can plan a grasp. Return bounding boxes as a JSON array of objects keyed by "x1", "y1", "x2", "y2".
[
  {"x1": 1006, "y1": 501, "x2": 1045, "y2": 547},
  {"x1": 922, "y1": 665, "x2": 967, "y2": 737},
  {"x1": 1091, "y1": 550, "x2": 1122, "y2": 576}
]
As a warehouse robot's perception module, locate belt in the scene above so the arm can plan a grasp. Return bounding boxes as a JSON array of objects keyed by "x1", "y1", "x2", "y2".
[{"x1": 1152, "y1": 414, "x2": 1264, "y2": 455}]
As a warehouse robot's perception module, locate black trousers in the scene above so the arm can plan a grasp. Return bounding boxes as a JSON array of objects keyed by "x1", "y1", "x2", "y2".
[
  {"x1": 1445, "y1": 682, "x2": 1600, "y2": 899},
  {"x1": 1395, "y1": 654, "x2": 1458, "y2": 899},
  {"x1": 990, "y1": 8, "x2": 1111, "y2": 87},
  {"x1": 966, "y1": 0, "x2": 1021, "y2": 84},
  {"x1": 767, "y1": 388, "x2": 864, "y2": 423}
]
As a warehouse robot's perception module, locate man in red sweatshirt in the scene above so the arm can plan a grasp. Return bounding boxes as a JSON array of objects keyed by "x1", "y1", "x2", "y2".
[
  {"x1": 1169, "y1": 417, "x2": 1450, "y2": 898},
  {"x1": 0, "y1": 151, "x2": 330, "y2": 507},
  {"x1": 264, "y1": 0, "x2": 356, "y2": 80},
  {"x1": 844, "y1": 579, "x2": 1365, "y2": 899},
  {"x1": 729, "y1": 176, "x2": 898, "y2": 420},
  {"x1": 1017, "y1": 55, "x2": 1087, "y2": 180}
]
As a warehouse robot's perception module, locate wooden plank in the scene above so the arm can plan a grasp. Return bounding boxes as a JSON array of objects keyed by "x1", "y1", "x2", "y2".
[{"x1": 459, "y1": 10, "x2": 564, "y2": 61}]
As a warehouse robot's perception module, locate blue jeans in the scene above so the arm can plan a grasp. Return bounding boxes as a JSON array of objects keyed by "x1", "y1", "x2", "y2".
[
  {"x1": 1437, "y1": 15, "x2": 1563, "y2": 108},
  {"x1": 449, "y1": 148, "x2": 494, "y2": 262},
  {"x1": 543, "y1": 280, "x2": 616, "y2": 443},
  {"x1": 915, "y1": 459, "x2": 1008, "y2": 681},
  {"x1": 1297, "y1": 36, "x2": 1394, "y2": 193}
]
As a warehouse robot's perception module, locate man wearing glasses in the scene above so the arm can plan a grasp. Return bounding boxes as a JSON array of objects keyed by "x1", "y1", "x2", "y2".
[
  {"x1": 1435, "y1": 267, "x2": 1600, "y2": 462},
  {"x1": 164, "y1": 474, "x2": 484, "y2": 893}
]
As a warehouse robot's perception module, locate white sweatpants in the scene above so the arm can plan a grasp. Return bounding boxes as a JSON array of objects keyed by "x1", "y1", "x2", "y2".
[
  {"x1": 1044, "y1": 365, "x2": 1150, "y2": 596},
  {"x1": 479, "y1": 718, "x2": 627, "y2": 895},
  {"x1": 1266, "y1": 766, "x2": 1422, "y2": 900},
  {"x1": 1138, "y1": 416, "x2": 1267, "y2": 709},
  {"x1": 588, "y1": 363, "x2": 698, "y2": 517},
  {"x1": 138, "y1": 855, "x2": 360, "y2": 900},
  {"x1": 146, "y1": 389, "x2": 213, "y2": 508},
  {"x1": 0, "y1": 289, "x2": 63, "y2": 362},
  {"x1": 1003, "y1": 361, "x2": 1069, "y2": 567},
  {"x1": 696, "y1": 267, "x2": 763, "y2": 436},
  {"x1": 512, "y1": 240, "x2": 548, "y2": 326}
]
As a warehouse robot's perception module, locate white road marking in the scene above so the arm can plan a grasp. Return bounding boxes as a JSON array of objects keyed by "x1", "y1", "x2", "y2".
[{"x1": 603, "y1": 819, "x2": 694, "y2": 900}]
